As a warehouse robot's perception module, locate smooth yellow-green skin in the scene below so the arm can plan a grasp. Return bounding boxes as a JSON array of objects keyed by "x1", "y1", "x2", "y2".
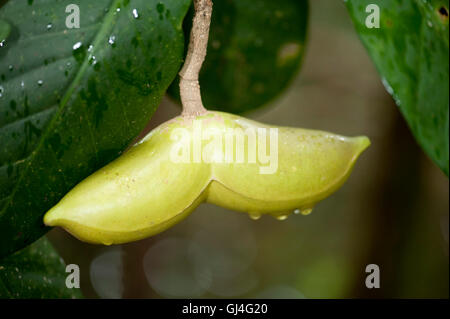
[{"x1": 44, "y1": 111, "x2": 370, "y2": 245}]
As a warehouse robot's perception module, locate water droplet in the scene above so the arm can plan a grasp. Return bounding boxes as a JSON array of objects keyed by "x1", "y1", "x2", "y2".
[
  {"x1": 301, "y1": 208, "x2": 313, "y2": 216},
  {"x1": 276, "y1": 214, "x2": 288, "y2": 221},
  {"x1": 8, "y1": 65, "x2": 13, "y2": 71},
  {"x1": 116, "y1": 7, "x2": 121, "y2": 12},
  {"x1": 37, "y1": 80, "x2": 43, "y2": 86},
  {"x1": 156, "y1": 2, "x2": 165, "y2": 13},
  {"x1": 73, "y1": 41, "x2": 82, "y2": 50},
  {"x1": 21, "y1": 81, "x2": 25, "y2": 88},
  {"x1": 46, "y1": 23, "x2": 52, "y2": 30},
  {"x1": 0, "y1": 40, "x2": 6, "y2": 47},
  {"x1": 108, "y1": 35, "x2": 116, "y2": 45},
  {"x1": 381, "y1": 77, "x2": 394, "y2": 95},
  {"x1": 293, "y1": 209, "x2": 301, "y2": 215},
  {"x1": 88, "y1": 44, "x2": 94, "y2": 52},
  {"x1": 89, "y1": 55, "x2": 97, "y2": 65},
  {"x1": 73, "y1": 42, "x2": 86, "y2": 63},
  {"x1": 0, "y1": 86, "x2": 4, "y2": 98},
  {"x1": 427, "y1": 20, "x2": 433, "y2": 27},
  {"x1": 248, "y1": 212, "x2": 261, "y2": 220},
  {"x1": 132, "y1": 9, "x2": 139, "y2": 19}
]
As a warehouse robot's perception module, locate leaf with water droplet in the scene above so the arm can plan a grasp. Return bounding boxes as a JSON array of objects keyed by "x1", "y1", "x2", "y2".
[
  {"x1": 346, "y1": 0, "x2": 449, "y2": 176},
  {"x1": 0, "y1": 237, "x2": 83, "y2": 298},
  {"x1": 0, "y1": 0, "x2": 192, "y2": 258}
]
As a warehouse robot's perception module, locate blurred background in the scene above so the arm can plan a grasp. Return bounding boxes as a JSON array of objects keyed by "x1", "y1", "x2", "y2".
[{"x1": 48, "y1": 0, "x2": 449, "y2": 298}]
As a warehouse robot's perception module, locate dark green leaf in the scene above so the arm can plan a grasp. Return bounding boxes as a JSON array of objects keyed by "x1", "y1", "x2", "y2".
[
  {"x1": 0, "y1": 19, "x2": 10, "y2": 42},
  {"x1": 346, "y1": 0, "x2": 449, "y2": 175},
  {"x1": 169, "y1": 0, "x2": 309, "y2": 114},
  {"x1": 0, "y1": 0, "x2": 191, "y2": 258},
  {"x1": 0, "y1": 236, "x2": 83, "y2": 298}
]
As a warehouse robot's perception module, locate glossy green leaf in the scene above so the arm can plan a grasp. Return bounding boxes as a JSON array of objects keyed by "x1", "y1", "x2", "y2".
[
  {"x1": 346, "y1": 0, "x2": 449, "y2": 175},
  {"x1": 169, "y1": 0, "x2": 309, "y2": 114},
  {"x1": 0, "y1": 0, "x2": 191, "y2": 258},
  {"x1": 0, "y1": 236, "x2": 83, "y2": 298},
  {"x1": 0, "y1": 19, "x2": 10, "y2": 42}
]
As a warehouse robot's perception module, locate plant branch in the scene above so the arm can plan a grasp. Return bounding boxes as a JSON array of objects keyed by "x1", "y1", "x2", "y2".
[{"x1": 179, "y1": 0, "x2": 212, "y2": 117}]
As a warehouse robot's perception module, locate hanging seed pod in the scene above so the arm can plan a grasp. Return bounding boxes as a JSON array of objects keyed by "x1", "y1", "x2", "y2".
[{"x1": 43, "y1": 0, "x2": 370, "y2": 245}]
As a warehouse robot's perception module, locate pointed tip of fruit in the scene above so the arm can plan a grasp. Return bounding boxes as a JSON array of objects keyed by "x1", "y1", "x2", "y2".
[
  {"x1": 43, "y1": 207, "x2": 59, "y2": 227},
  {"x1": 354, "y1": 136, "x2": 371, "y2": 154}
]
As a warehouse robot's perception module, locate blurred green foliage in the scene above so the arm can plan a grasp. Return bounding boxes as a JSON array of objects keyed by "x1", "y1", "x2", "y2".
[{"x1": 169, "y1": 0, "x2": 308, "y2": 113}]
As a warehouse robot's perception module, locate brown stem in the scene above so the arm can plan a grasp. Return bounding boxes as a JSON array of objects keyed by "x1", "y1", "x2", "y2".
[{"x1": 179, "y1": 0, "x2": 212, "y2": 117}]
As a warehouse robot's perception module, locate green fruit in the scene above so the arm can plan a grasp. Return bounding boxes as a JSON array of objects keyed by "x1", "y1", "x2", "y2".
[{"x1": 43, "y1": 111, "x2": 370, "y2": 245}]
